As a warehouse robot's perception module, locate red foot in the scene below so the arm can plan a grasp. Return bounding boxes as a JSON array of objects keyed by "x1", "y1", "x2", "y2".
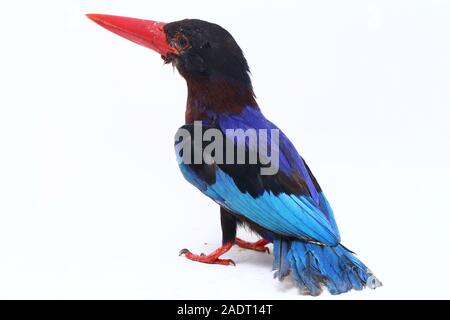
[
  {"x1": 179, "y1": 242, "x2": 235, "y2": 266},
  {"x1": 235, "y1": 238, "x2": 270, "y2": 253}
]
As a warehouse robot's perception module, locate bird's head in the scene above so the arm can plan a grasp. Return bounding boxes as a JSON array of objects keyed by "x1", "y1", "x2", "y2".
[{"x1": 86, "y1": 14, "x2": 252, "y2": 87}]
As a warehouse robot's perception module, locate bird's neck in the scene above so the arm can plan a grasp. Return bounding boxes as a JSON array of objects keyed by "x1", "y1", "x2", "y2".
[{"x1": 185, "y1": 77, "x2": 258, "y2": 124}]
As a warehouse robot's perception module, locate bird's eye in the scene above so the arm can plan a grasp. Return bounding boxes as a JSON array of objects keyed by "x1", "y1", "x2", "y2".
[{"x1": 173, "y1": 34, "x2": 190, "y2": 51}]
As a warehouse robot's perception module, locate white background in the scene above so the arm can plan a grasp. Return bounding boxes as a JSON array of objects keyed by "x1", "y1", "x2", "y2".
[{"x1": 0, "y1": 0, "x2": 449, "y2": 299}]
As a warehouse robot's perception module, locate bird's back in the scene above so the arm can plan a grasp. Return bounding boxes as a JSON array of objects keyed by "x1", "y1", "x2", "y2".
[{"x1": 175, "y1": 106, "x2": 341, "y2": 245}]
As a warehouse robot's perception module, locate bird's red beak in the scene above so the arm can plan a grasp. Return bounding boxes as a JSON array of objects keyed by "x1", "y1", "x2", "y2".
[{"x1": 86, "y1": 14, "x2": 176, "y2": 56}]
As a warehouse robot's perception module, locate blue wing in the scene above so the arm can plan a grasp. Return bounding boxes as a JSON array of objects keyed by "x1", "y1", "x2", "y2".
[{"x1": 175, "y1": 107, "x2": 341, "y2": 246}]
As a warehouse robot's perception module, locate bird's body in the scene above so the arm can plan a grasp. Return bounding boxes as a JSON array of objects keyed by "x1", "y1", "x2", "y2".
[
  {"x1": 87, "y1": 14, "x2": 382, "y2": 295},
  {"x1": 178, "y1": 106, "x2": 334, "y2": 241},
  {"x1": 176, "y1": 105, "x2": 378, "y2": 295}
]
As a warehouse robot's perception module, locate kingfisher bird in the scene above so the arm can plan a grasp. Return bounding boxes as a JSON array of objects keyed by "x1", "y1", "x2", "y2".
[{"x1": 87, "y1": 14, "x2": 381, "y2": 295}]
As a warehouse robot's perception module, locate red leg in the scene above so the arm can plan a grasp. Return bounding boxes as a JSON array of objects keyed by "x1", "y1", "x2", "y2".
[
  {"x1": 235, "y1": 238, "x2": 270, "y2": 253},
  {"x1": 179, "y1": 242, "x2": 235, "y2": 266}
]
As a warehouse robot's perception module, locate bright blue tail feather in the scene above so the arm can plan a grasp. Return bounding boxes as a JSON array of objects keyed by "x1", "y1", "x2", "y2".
[{"x1": 273, "y1": 239, "x2": 382, "y2": 295}]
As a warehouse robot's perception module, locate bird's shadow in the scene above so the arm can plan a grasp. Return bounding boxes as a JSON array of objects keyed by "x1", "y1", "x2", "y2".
[{"x1": 228, "y1": 244, "x2": 299, "y2": 293}]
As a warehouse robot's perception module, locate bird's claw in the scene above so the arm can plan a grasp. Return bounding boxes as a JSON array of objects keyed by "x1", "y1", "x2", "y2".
[
  {"x1": 179, "y1": 249, "x2": 206, "y2": 257},
  {"x1": 178, "y1": 245, "x2": 235, "y2": 266},
  {"x1": 179, "y1": 248, "x2": 190, "y2": 256}
]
